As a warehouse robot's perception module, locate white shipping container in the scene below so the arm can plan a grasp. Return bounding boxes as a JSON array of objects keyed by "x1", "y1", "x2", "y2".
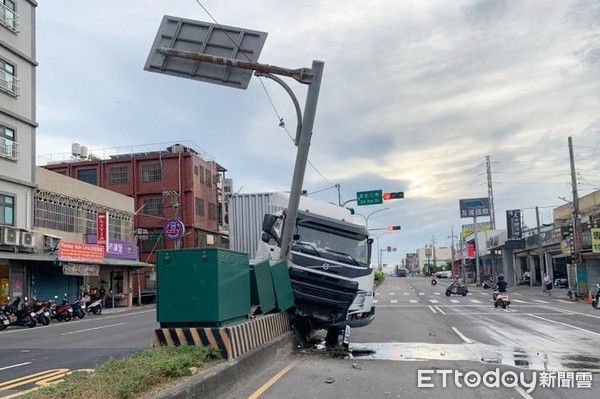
[{"x1": 228, "y1": 192, "x2": 282, "y2": 258}]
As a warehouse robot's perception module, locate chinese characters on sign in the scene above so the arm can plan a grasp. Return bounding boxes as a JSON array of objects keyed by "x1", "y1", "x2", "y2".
[
  {"x1": 459, "y1": 198, "x2": 490, "y2": 218},
  {"x1": 506, "y1": 209, "x2": 522, "y2": 240},
  {"x1": 356, "y1": 190, "x2": 383, "y2": 206},
  {"x1": 58, "y1": 241, "x2": 105, "y2": 262},
  {"x1": 591, "y1": 228, "x2": 600, "y2": 254}
]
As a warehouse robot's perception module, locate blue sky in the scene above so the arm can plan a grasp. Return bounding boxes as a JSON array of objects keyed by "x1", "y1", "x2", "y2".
[{"x1": 35, "y1": 0, "x2": 600, "y2": 264}]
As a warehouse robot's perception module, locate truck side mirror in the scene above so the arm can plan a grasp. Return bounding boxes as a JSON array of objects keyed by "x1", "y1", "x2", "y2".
[{"x1": 262, "y1": 214, "x2": 278, "y2": 233}]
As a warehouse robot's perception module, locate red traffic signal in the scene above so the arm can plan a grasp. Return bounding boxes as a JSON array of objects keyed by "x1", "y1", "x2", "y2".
[
  {"x1": 383, "y1": 192, "x2": 404, "y2": 200},
  {"x1": 388, "y1": 225, "x2": 401, "y2": 231}
]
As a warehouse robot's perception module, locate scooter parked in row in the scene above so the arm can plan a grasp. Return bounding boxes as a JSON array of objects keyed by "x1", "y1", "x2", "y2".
[
  {"x1": 51, "y1": 295, "x2": 73, "y2": 322},
  {"x1": 85, "y1": 297, "x2": 103, "y2": 315},
  {"x1": 1, "y1": 297, "x2": 37, "y2": 328},
  {"x1": 592, "y1": 283, "x2": 600, "y2": 309},
  {"x1": 32, "y1": 299, "x2": 52, "y2": 326}
]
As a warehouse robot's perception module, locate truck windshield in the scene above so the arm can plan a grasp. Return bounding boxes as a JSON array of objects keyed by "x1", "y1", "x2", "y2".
[{"x1": 293, "y1": 225, "x2": 369, "y2": 267}]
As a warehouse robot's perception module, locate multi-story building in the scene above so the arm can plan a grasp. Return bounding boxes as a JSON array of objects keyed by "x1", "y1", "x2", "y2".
[
  {"x1": 40, "y1": 142, "x2": 230, "y2": 293},
  {"x1": 0, "y1": 0, "x2": 37, "y2": 304}
]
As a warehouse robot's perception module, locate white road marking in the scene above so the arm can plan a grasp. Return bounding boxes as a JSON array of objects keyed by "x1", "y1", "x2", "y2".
[
  {"x1": 434, "y1": 292, "x2": 441, "y2": 296},
  {"x1": 451, "y1": 327, "x2": 473, "y2": 344},
  {"x1": 61, "y1": 323, "x2": 126, "y2": 335},
  {"x1": 403, "y1": 292, "x2": 410, "y2": 296},
  {"x1": 511, "y1": 299, "x2": 527, "y2": 303},
  {"x1": 450, "y1": 299, "x2": 460, "y2": 303},
  {"x1": 539, "y1": 305, "x2": 600, "y2": 319},
  {"x1": 480, "y1": 292, "x2": 488, "y2": 295},
  {"x1": 512, "y1": 292, "x2": 523, "y2": 296},
  {"x1": 527, "y1": 314, "x2": 600, "y2": 338},
  {"x1": 428, "y1": 306, "x2": 437, "y2": 314},
  {"x1": 389, "y1": 292, "x2": 395, "y2": 296},
  {"x1": 0, "y1": 362, "x2": 32, "y2": 371},
  {"x1": 532, "y1": 299, "x2": 550, "y2": 303},
  {"x1": 418, "y1": 292, "x2": 425, "y2": 296},
  {"x1": 429, "y1": 299, "x2": 439, "y2": 304},
  {"x1": 373, "y1": 300, "x2": 379, "y2": 304},
  {"x1": 409, "y1": 299, "x2": 418, "y2": 303},
  {"x1": 434, "y1": 306, "x2": 446, "y2": 314},
  {"x1": 470, "y1": 299, "x2": 482, "y2": 304},
  {"x1": 390, "y1": 300, "x2": 398, "y2": 304},
  {"x1": 554, "y1": 299, "x2": 572, "y2": 304}
]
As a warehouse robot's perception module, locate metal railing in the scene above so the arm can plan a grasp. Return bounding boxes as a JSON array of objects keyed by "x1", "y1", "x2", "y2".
[
  {"x1": 0, "y1": 138, "x2": 19, "y2": 160},
  {"x1": 0, "y1": 3, "x2": 19, "y2": 33}
]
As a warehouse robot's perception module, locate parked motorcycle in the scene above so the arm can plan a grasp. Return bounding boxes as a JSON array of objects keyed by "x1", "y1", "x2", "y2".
[
  {"x1": 52, "y1": 295, "x2": 73, "y2": 322},
  {"x1": 71, "y1": 298, "x2": 86, "y2": 319},
  {"x1": 592, "y1": 283, "x2": 600, "y2": 309},
  {"x1": 2, "y1": 297, "x2": 37, "y2": 328},
  {"x1": 85, "y1": 297, "x2": 103, "y2": 315},
  {"x1": 32, "y1": 300, "x2": 52, "y2": 326},
  {"x1": 493, "y1": 291, "x2": 511, "y2": 309},
  {"x1": 0, "y1": 312, "x2": 9, "y2": 330}
]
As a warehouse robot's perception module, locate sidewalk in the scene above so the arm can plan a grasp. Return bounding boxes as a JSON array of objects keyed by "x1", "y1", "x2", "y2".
[
  {"x1": 469, "y1": 283, "x2": 589, "y2": 304},
  {"x1": 102, "y1": 303, "x2": 156, "y2": 314}
]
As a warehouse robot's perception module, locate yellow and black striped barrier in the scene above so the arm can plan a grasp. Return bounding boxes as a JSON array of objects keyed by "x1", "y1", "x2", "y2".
[{"x1": 152, "y1": 312, "x2": 291, "y2": 360}]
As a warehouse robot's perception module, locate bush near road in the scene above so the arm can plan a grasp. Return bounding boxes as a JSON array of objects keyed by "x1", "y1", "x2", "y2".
[{"x1": 24, "y1": 346, "x2": 221, "y2": 399}]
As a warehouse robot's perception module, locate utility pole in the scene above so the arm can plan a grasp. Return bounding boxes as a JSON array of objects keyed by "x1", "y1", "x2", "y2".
[
  {"x1": 432, "y1": 235, "x2": 437, "y2": 269},
  {"x1": 486, "y1": 155, "x2": 496, "y2": 229},
  {"x1": 536, "y1": 206, "x2": 545, "y2": 285},
  {"x1": 568, "y1": 136, "x2": 582, "y2": 292}
]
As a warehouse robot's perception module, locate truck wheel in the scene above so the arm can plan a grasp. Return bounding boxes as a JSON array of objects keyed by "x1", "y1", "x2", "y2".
[
  {"x1": 293, "y1": 316, "x2": 312, "y2": 347},
  {"x1": 325, "y1": 327, "x2": 341, "y2": 347}
]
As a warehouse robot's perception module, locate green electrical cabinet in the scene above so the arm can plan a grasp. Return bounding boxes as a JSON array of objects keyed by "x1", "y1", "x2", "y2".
[
  {"x1": 249, "y1": 260, "x2": 277, "y2": 314},
  {"x1": 269, "y1": 259, "x2": 295, "y2": 312},
  {"x1": 156, "y1": 248, "x2": 250, "y2": 327}
]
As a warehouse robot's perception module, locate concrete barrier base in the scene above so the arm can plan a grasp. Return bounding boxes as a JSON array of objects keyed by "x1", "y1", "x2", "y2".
[{"x1": 152, "y1": 312, "x2": 291, "y2": 360}]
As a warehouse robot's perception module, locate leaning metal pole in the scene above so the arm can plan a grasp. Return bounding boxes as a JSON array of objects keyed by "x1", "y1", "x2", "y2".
[{"x1": 280, "y1": 61, "x2": 324, "y2": 260}]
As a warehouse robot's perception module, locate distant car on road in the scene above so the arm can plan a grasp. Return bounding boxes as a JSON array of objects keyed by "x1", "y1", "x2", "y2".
[{"x1": 396, "y1": 268, "x2": 407, "y2": 277}]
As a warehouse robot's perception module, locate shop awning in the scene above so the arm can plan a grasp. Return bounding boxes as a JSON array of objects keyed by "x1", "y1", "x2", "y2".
[
  {"x1": 101, "y1": 258, "x2": 154, "y2": 268},
  {"x1": 0, "y1": 252, "x2": 57, "y2": 262},
  {"x1": 552, "y1": 253, "x2": 571, "y2": 259}
]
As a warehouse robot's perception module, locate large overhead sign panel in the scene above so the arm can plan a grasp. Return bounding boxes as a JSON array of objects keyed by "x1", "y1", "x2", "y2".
[
  {"x1": 459, "y1": 198, "x2": 490, "y2": 218},
  {"x1": 144, "y1": 16, "x2": 268, "y2": 89}
]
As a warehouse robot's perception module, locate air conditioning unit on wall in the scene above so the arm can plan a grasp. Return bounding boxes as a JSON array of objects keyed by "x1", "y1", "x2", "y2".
[
  {"x1": 20, "y1": 231, "x2": 35, "y2": 248},
  {"x1": 44, "y1": 234, "x2": 61, "y2": 250},
  {"x1": 1, "y1": 227, "x2": 20, "y2": 246}
]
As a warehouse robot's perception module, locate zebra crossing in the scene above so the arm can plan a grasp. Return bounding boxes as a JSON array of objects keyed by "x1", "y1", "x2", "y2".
[{"x1": 372, "y1": 291, "x2": 579, "y2": 306}]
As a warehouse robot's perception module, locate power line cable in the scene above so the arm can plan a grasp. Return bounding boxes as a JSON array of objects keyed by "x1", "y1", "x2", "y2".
[{"x1": 193, "y1": 0, "x2": 336, "y2": 189}]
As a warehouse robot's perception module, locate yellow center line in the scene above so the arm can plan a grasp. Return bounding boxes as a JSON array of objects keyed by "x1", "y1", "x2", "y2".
[{"x1": 246, "y1": 360, "x2": 299, "y2": 399}]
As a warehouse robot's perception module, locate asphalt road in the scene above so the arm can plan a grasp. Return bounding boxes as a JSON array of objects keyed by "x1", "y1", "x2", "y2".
[
  {"x1": 224, "y1": 276, "x2": 600, "y2": 399},
  {"x1": 0, "y1": 306, "x2": 157, "y2": 398}
]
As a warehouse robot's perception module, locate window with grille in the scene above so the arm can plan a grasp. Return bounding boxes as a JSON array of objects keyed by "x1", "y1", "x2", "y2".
[
  {"x1": 141, "y1": 233, "x2": 163, "y2": 252},
  {"x1": 207, "y1": 202, "x2": 216, "y2": 221},
  {"x1": 198, "y1": 166, "x2": 205, "y2": 184},
  {"x1": 195, "y1": 197, "x2": 204, "y2": 216},
  {"x1": 77, "y1": 169, "x2": 97, "y2": 185},
  {"x1": 141, "y1": 163, "x2": 161, "y2": 182},
  {"x1": 0, "y1": 57, "x2": 18, "y2": 96},
  {"x1": 142, "y1": 197, "x2": 162, "y2": 216},
  {"x1": 205, "y1": 170, "x2": 212, "y2": 187},
  {"x1": 108, "y1": 165, "x2": 128, "y2": 185},
  {"x1": 0, "y1": 0, "x2": 18, "y2": 32},
  {"x1": 0, "y1": 123, "x2": 17, "y2": 160},
  {"x1": 0, "y1": 193, "x2": 14, "y2": 225}
]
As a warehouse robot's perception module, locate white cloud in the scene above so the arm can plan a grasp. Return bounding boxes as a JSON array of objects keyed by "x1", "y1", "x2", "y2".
[{"x1": 35, "y1": 0, "x2": 600, "y2": 262}]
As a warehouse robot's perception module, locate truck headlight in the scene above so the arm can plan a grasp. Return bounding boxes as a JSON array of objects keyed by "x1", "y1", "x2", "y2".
[{"x1": 349, "y1": 292, "x2": 366, "y2": 311}]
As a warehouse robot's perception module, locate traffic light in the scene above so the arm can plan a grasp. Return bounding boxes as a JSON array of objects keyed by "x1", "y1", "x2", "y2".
[
  {"x1": 383, "y1": 192, "x2": 404, "y2": 200},
  {"x1": 388, "y1": 225, "x2": 401, "y2": 231}
]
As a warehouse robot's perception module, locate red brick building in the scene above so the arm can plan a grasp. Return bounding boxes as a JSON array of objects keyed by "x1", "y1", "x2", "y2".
[{"x1": 42, "y1": 143, "x2": 229, "y2": 292}]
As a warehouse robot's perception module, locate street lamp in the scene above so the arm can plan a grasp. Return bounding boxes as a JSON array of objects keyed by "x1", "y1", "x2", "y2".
[{"x1": 354, "y1": 207, "x2": 390, "y2": 231}]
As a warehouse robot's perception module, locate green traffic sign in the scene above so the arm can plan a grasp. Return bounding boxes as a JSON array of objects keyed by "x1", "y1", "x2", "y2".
[{"x1": 356, "y1": 190, "x2": 383, "y2": 206}]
